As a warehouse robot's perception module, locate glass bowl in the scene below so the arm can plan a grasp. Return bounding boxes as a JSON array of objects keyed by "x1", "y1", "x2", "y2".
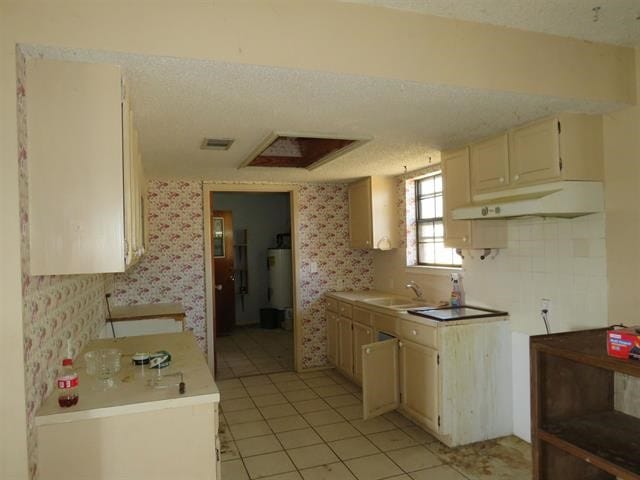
[{"x1": 84, "y1": 348, "x2": 122, "y2": 389}]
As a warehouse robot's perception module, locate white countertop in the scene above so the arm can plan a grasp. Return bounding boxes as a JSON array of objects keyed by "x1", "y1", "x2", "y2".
[
  {"x1": 326, "y1": 290, "x2": 508, "y2": 327},
  {"x1": 36, "y1": 332, "x2": 219, "y2": 426}
]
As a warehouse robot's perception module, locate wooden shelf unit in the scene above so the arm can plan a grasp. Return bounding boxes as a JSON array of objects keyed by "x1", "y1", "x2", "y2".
[{"x1": 531, "y1": 328, "x2": 640, "y2": 480}]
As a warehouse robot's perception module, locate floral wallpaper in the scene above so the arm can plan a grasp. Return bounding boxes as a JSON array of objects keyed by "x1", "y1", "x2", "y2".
[
  {"x1": 297, "y1": 184, "x2": 374, "y2": 367},
  {"x1": 17, "y1": 50, "x2": 107, "y2": 480},
  {"x1": 113, "y1": 180, "x2": 207, "y2": 349},
  {"x1": 114, "y1": 181, "x2": 374, "y2": 368}
]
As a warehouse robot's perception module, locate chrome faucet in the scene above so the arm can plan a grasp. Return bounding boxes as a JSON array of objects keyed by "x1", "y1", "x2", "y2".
[{"x1": 405, "y1": 281, "x2": 423, "y2": 299}]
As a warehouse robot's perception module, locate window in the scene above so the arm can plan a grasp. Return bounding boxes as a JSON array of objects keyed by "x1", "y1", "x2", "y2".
[{"x1": 415, "y1": 172, "x2": 462, "y2": 267}]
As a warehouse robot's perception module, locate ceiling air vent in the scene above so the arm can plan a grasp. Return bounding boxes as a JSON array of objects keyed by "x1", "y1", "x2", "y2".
[
  {"x1": 239, "y1": 132, "x2": 370, "y2": 170},
  {"x1": 201, "y1": 138, "x2": 234, "y2": 150}
]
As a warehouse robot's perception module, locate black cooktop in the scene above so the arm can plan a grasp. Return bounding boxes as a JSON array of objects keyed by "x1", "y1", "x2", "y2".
[{"x1": 407, "y1": 306, "x2": 508, "y2": 321}]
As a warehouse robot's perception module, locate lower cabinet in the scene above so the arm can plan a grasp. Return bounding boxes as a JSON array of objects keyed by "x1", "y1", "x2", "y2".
[
  {"x1": 362, "y1": 338, "x2": 400, "y2": 419},
  {"x1": 352, "y1": 320, "x2": 374, "y2": 384},
  {"x1": 337, "y1": 316, "x2": 353, "y2": 375},
  {"x1": 399, "y1": 340, "x2": 439, "y2": 432},
  {"x1": 326, "y1": 311, "x2": 339, "y2": 366}
]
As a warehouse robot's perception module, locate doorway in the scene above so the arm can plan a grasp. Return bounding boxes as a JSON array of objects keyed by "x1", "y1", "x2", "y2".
[{"x1": 205, "y1": 185, "x2": 299, "y2": 378}]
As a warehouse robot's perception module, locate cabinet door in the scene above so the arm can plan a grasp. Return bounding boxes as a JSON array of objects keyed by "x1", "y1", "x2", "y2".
[
  {"x1": 399, "y1": 340, "x2": 439, "y2": 432},
  {"x1": 470, "y1": 134, "x2": 509, "y2": 193},
  {"x1": 326, "y1": 311, "x2": 339, "y2": 366},
  {"x1": 122, "y1": 99, "x2": 135, "y2": 267},
  {"x1": 27, "y1": 59, "x2": 125, "y2": 275},
  {"x1": 348, "y1": 178, "x2": 373, "y2": 248},
  {"x1": 509, "y1": 117, "x2": 561, "y2": 186},
  {"x1": 362, "y1": 339, "x2": 400, "y2": 420},
  {"x1": 352, "y1": 321, "x2": 374, "y2": 385},
  {"x1": 442, "y1": 147, "x2": 472, "y2": 248},
  {"x1": 337, "y1": 317, "x2": 353, "y2": 376}
]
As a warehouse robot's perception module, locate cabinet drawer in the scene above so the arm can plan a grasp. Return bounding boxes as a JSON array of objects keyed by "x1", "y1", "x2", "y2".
[
  {"x1": 339, "y1": 302, "x2": 353, "y2": 318},
  {"x1": 399, "y1": 321, "x2": 437, "y2": 348},
  {"x1": 326, "y1": 296, "x2": 338, "y2": 312},
  {"x1": 373, "y1": 313, "x2": 398, "y2": 336},
  {"x1": 353, "y1": 307, "x2": 373, "y2": 326}
]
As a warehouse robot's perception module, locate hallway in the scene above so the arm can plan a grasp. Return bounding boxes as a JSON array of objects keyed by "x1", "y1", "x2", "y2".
[{"x1": 216, "y1": 326, "x2": 295, "y2": 379}]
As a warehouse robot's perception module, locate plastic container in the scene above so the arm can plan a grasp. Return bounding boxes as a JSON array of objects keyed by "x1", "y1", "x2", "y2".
[
  {"x1": 450, "y1": 278, "x2": 463, "y2": 307},
  {"x1": 260, "y1": 308, "x2": 283, "y2": 329},
  {"x1": 57, "y1": 358, "x2": 79, "y2": 408}
]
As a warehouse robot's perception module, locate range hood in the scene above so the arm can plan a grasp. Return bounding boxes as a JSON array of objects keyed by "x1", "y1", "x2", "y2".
[{"x1": 452, "y1": 181, "x2": 604, "y2": 220}]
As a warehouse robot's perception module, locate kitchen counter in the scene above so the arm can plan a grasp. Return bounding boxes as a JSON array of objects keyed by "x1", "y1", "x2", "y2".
[
  {"x1": 37, "y1": 331, "x2": 219, "y2": 426},
  {"x1": 36, "y1": 332, "x2": 220, "y2": 479},
  {"x1": 327, "y1": 290, "x2": 508, "y2": 327}
]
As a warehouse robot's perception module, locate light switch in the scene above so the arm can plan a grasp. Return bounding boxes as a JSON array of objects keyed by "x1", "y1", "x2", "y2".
[{"x1": 309, "y1": 261, "x2": 318, "y2": 273}]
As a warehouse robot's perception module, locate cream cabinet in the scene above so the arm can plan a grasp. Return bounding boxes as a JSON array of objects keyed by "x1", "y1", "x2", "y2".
[
  {"x1": 399, "y1": 340, "x2": 439, "y2": 432},
  {"x1": 470, "y1": 134, "x2": 509, "y2": 194},
  {"x1": 352, "y1": 315, "x2": 374, "y2": 385},
  {"x1": 509, "y1": 114, "x2": 603, "y2": 187},
  {"x1": 27, "y1": 59, "x2": 146, "y2": 275},
  {"x1": 362, "y1": 338, "x2": 400, "y2": 420},
  {"x1": 326, "y1": 311, "x2": 339, "y2": 366},
  {"x1": 442, "y1": 147, "x2": 506, "y2": 249},
  {"x1": 337, "y1": 316, "x2": 354, "y2": 376},
  {"x1": 348, "y1": 176, "x2": 399, "y2": 250},
  {"x1": 469, "y1": 113, "x2": 603, "y2": 195}
]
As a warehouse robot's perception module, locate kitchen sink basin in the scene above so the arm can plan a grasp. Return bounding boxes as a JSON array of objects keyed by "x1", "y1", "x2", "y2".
[{"x1": 361, "y1": 297, "x2": 432, "y2": 311}]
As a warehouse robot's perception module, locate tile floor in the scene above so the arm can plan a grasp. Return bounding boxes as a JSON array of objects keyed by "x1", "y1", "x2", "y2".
[
  {"x1": 218, "y1": 369, "x2": 532, "y2": 480},
  {"x1": 216, "y1": 326, "x2": 294, "y2": 379}
]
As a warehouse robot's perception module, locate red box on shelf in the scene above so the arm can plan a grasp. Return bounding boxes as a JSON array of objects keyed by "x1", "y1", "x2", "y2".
[{"x1": 607, "y1": 327, "x2": 640, "y2": 360}]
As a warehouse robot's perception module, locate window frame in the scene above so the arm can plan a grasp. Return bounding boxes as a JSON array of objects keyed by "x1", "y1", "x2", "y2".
[{"x1": 414, "y1": 172, "x2": 462, "y2": 268}]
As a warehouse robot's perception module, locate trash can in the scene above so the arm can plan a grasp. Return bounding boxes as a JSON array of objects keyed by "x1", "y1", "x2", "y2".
[{"x1": 260, "y1": 308, "x2": 281, "y2": 329}]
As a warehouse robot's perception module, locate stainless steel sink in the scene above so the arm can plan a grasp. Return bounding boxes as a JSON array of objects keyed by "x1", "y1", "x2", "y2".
[{"x1": 361, "y1": 297, "x2": 432, "y2": 311}]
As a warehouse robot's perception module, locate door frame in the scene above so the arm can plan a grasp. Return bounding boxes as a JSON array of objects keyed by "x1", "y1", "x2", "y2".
[{"x1": 203, "y1": 182, "x2": 302, "y2": 374}]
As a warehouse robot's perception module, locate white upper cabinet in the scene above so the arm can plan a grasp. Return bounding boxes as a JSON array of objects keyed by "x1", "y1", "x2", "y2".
[
  {"x1": 470, "y1": 134, "x2": 510, "y2": 194},
  {"x1": 442, "y1": 147, "x2": 506, "y2": 249},
  {"x1": 27, "y1": 59, "x2": 145, "y2": 275},
  {"x1": 509, "y1": 114, "x2": 603, "y2": 187},
  {"x1": 348, "y1": 176, "x2": 399, "y2": 250},
  {"x1": 469, "y1": 113, "x2": 603, "y2": 196}
]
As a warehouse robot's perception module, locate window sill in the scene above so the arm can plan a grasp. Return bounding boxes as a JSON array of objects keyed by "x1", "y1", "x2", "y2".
[{"x1": 405, "y1": 265, "x2": 462, "y2": 277}]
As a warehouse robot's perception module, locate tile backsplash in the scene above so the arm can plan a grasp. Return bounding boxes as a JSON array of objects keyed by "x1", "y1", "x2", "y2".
[{"x1": 463, "y1": 214, "x2": 608, "y2": 335}]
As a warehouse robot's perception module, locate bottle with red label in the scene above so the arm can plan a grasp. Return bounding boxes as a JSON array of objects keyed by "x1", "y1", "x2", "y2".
[{"x1": 57, "y1": 358, "x2": 79, "y2": 407}]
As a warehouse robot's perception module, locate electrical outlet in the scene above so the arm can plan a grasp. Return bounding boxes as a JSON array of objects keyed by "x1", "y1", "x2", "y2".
[{"x1": 541, "y1": 298, "x2": 551, "y2": 312}]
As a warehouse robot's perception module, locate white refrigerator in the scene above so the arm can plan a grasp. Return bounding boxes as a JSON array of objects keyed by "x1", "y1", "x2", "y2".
[{"x1": 267, "y1": 248, "x2": 292, "y2": 309}]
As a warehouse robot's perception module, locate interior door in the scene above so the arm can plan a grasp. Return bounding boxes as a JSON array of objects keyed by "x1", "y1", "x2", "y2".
[
  {"x1": 362, "y1": 338, "x2": 400, "y2": 420},
  {"x1": 399, "y1": 340, "x2": 439, "y2": 432},
  {"x1": 212, "y1": 210, "x2": 235, "y2": 337}
]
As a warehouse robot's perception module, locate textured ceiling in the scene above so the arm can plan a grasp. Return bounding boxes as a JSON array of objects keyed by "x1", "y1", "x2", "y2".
[
  {"x1": 342, "y1": 0, "x2": 640, "y2": 46},
  {"x1": 25, "y1": 46, "x2": 624, "y2": 182}
]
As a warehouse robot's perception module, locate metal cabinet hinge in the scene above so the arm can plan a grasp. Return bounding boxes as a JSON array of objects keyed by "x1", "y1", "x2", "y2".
[
  {"x1": 215, "y1": 448, "x2": 220, "y2": 461},
  {"x1": 557, "y1": 121, "x2": 561, "y2": 134},
  {"x1": 559, "y1": 157, "x2": 563, "y2": 171},
  {"x1": 438, "y1": 415, "x2": 441, "y2": 427},
  {"x1": 437, "y1": 354, "x2": 440, "y2": 366}
]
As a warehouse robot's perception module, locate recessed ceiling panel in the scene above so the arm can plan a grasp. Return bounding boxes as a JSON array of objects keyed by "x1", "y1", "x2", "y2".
[{"x1": 241, "y1": 133, "x2": 369, "y2": 170}]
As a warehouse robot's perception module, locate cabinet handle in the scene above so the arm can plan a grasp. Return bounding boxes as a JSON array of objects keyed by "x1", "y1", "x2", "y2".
[
  {"x1": 399, "y1": 342, "x2": 403, "y2": 348},
  {"x1": 462, "y1": 236, "x2": 467, "y2": 243},
  {"x1": 365, "y1": 348, "x2": 371, "y2": 354},
  {"x1": 499, "y1": 177, "x2": 505, "y2": 183},
  {"x1": 367, "y1": 330, "x2": 371, "y2": 334},
  {"x1": 514, "y1": 174, "x2": 520, "y2": 181},
  {"x1": 412, "y1": 329, "x2": 417, "y2": 336}
]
